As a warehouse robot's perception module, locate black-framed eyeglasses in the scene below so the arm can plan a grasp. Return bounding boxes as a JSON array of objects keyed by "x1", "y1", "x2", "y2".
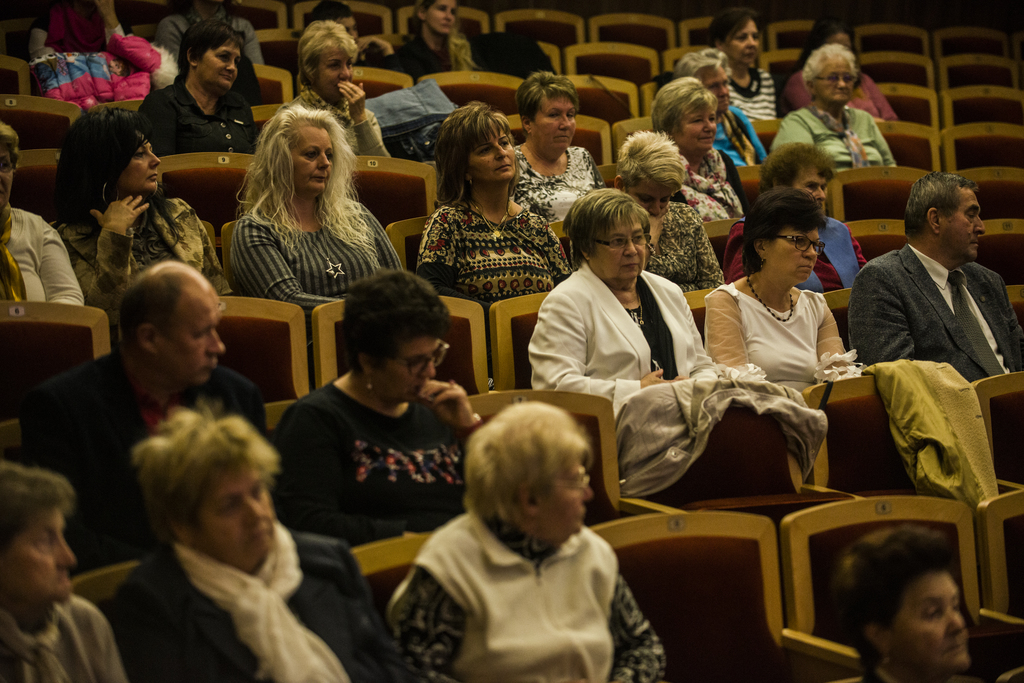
[
  {"x1": 815, "y1": 73, "x2": 856, "y2": 84},
  {"x1": 393, "y1": 340, "x2": 449, "y2": 374},
  {"x1": 777, "y1": 235, "x2": 826, "y2": 254},
  {"x1": 594, "y1": 233, "x2": 652, "y2": 250}
]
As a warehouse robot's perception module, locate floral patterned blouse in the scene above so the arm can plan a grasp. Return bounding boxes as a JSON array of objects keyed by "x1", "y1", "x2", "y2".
[
  {"x1": 646, "y1": 203, "x2": 725, "y2": 292},
  {"x1": 416, "y1": 204, "x2": 572, "y2": 304},
  {"x1": 513, "y1": 145, "x2": 605, "y2": 223}
]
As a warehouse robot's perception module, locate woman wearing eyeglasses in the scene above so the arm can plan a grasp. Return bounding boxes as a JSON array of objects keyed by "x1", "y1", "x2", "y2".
[
  {"x1": 530, "y1": 189, "x2": 719, "y2": 415},
  {"x1": 771, "y1": 44, "x2": 895, "y2": 170},
  {"x1": 273, "y1": 270, "x2": 478, "y2": 547},
  {"x1": 705, "y1": 187, "x2": 850, "y2": 390}
]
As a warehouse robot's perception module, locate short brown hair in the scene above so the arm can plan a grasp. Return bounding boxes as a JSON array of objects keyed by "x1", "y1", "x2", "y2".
[
  {"x1": 435, "y1": 102, "x2": 518, "y2": 206},
  {"x1": 515, "y1": 71, "x2": 579, "y2": 122},
  {"x1": 759, "y1": 143, "x2": 836, "y2": 192},
  {"x1": 0, "y1": 461, "x2": 75, "y2": 551}
]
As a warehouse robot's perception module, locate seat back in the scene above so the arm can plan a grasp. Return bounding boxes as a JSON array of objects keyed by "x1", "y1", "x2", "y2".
[
  {"x1": 963, "y1": 167, "x2": 1024, "y2": 220},
  {"x1": 0, "y1": 302, "x2": 110, "y2": 422},
  {"x1": 934, "y1": 26, "x2": 1009, "y2": 59},
  {"x1": 253, "y1": 63, "x2": 295, "y2": 104},
  {"x1": 0, "y1": 18, "x2": 34, "y2": 62},
  {"x1": 823, "y1": 288, "x2": 851, "y2": 350},
  {"x1": 230, "y1": 0, "x2": 287, "y2": 30},
  {"x1": 942, "y1": 123, "x2": 1024, "y2": 171},
  {"x1": 684, "y1": 288, "x2": 711, "y2": 344},
  {"x1": 11, "y1": 148, "x2": 60, "y2": 222},
  {"x1": 0, "y1": 54, "x2": 29, "y2": 95},
  {"x1": 488, "y1": 292, "x2": 547, "y2": 390},
  {"x1": 941, "y1": 86, "x2": 1024, "y2": 128},
  {"x1": 703, "y1": 218, "x2": 735, "y2": 267},
  {"x1": 352, "y1": 65, "x2": 413, "y2": 98},
  {"x1": 72, "y1": 560, "x2": 140, "y2": 615},
  {"x1": 1, "y1": 94, "x2": 80, "y2": 149},
  {"x1": 565, "y1": 75, "x2": 639, "y2": 126},
  {"x1": 611, "y1": 116, "x2": 652, "y2": 161},
  {"x1": 593, "y1": 512, "x2": 791, "y2": 683},
  {"x1": 766, "y1": 19, "x2": 813, "y2": 51},
  {"x1": 350, "y1": 534, "x2": 429, "y2": 622},
  {"x1": 751, "y1": 118, "x2": 781, "y2": 151},
  {"x1": 736, "y1": 164, "x2": 761, "y2": 206},
  {"x1": 493, "y1": 9, "x2": 585, "y2": 49},
  {"x1": 564, "y1": 42, "x2": 660, "y2": 88},
  {"x1": 217, "y1": 297, "x2": 309, "y2": 403},
  {"x1": 353, "y1": 156, "x2": 436, "y2": 230},
  {"x1": 860, "y1": 53, "x2": 936, "y2": 90},
  {"x1": 877, "y1": 120, "x2": 940, "y2": 171},
  {"x1": 1006, "y1": 284, "x2": 1024, "y2": 330},
  {"x1": 384, "y1": 215, "x2": 429, "y2": 272},
  {"x1": 678, "y1": 16, "x2": 712, "y2": 48},
  {"x1": 251, "y1": 103, "x2": 284, "y2": 132},
  {"x1": 255, "y1": 29, "x2": 301, "y2": 77},
  {"x1": 845, "y1": 219, "x2": 907, "y2": 262},
  {"x1": 113, "y1": 0, "x2": 172, "y2": 26},
  {"x1": 973, "y1": 371, "x2": 1024, "y2": 486},
  {"x1": 158, "y1": 153, "x2": 253, "y2": 242},
  {"x1": 855, "y1": 24, "x2": 930, "y2": 57},
  {"x1": 939, "y1": 54, "x2": 1019, "y2": 91},
  {"x1": 758, "y1": 49, "x2": 801, "y2": 77},
  {"x1": 827, "y1": 167, "x2": 925, "y2": 222},
  {"x1": 977, "y1": 489, "x2": 1024, "y2": 618},
  {"x1": 469, "y1": 390, "x2": 621, "y2": 525},
  {"x1": 976, "y1": 232, "x2": 1024, "y2": 286},
  {"x1": 589, "y1": 13, "x2": 676, "y2": 52},
  {"x1": 875, "y1": 82, "x2": 938, "y2": 127},
  {"x1": 424, "y1": 70, "x2": 523, "y2": 115},
  {"x1": 310, "y1": 299, "x2": 345, "y2": 387}
]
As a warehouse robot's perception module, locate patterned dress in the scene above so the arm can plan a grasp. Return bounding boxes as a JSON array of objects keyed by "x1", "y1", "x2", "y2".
[
  {"x1": 513, "y1": 145, "x2": 605, "y2": 222},
  {"x1": 416, "y1": 204, "x2": 571, "y2": 304},
  {"x1": 645, "y1": 203, "x2": 724, "y2": 292}
]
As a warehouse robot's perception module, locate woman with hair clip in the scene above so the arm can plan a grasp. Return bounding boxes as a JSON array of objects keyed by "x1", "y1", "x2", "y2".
[
  {"x1": 396, "y1": 0, "x2": 484, "y2": 81},
  {"x1": 231, "y1": 106, "x2": 400, "y2": 318},
  {"x1": 416, "y1": 101, "x2": 570, "y2": 312},
  {"x1": 55, "y1": 107, "x2": 229, "y2": 332}
]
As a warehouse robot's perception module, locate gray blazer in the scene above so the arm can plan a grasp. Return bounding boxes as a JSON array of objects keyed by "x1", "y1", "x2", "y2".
[{"x1": 848, "y1": 244, "x2": 1023, "y2": 382}]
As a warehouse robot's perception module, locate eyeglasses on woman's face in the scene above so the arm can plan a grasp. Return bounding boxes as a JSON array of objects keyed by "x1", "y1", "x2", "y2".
[
  {"x1": 594, "y1": 233, "x2": 652, "y2": 250},
  {"x1": 393, "y1": 340, "x2": 450, "y2": 374},
  {"x1": 776, "y1": 234, "x2": 825, "y2": 254},
  {"x1": 815, "y1": 72, "x2": 855, "y2": 85}
]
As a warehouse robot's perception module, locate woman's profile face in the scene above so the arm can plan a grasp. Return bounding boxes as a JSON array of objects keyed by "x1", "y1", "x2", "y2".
[
  {"x1": 365, "y1": 335, "x2": 445, "y2": 405},
  {"x1": 188, "y1": 41, "x2": 240, "y2": 96},
  {"x1": 526, "y1": 462, "x2": 593, "y2": 548},
  {"x1": 418, "y1": 0, "x2": 456, "y2": 38},
  {"x1": 313, "y1": 47, "x2": 354, "y2": 105},
  {"x1": 0, "y1": 509, "x2": 76, "y2": 623},
  {"x1": 671, "y1": 106, "x2": 717, "y2": 164},
  {"x1": 718, "y1": 19, "x2": 759, "y2": 69},
  {"x1": 173, "y1": 467, "x2": 276, "y2": 575},
  {"x1": 787, "y1": 166, "x2": 828, "y2": 210},
  {"x1": 290, "y1": 125, "x2": 333, "y2": 202},
  {"x1": 115, "y1": 141, "x2": 160, "y2": 199},
  {"x1": 621, "y1": 178, "x2": 676, "y2": 220}
]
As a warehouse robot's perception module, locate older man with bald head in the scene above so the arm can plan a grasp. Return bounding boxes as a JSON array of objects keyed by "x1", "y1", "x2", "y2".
[{"x1": 21, "y1": 263, "x2": 265, "y2": 572}]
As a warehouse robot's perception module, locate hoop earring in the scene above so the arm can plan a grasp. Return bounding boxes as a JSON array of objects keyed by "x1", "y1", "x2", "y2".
[{"x1": 101, "y1": 182, "x2": 119, "y2": 203}]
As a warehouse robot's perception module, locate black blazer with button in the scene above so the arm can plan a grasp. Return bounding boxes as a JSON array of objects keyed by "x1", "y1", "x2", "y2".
[{"x1": 140, "y1": 75, "x2": 256, "y2": 157}]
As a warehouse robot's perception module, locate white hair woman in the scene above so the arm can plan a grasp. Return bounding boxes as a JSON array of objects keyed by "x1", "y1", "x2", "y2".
[
  {"x1": 111, "y1": 407, "x2": 415, "y2": 683},
  {"x1": 771, "y1": 44, "x2": 895, "y2": 169},
  {"x1": 292, "y1": 20, "x2": 389, "y2": 157},
  {"x1": 232, "y1": 106, "x2": 400, "y2": 318},
  {"x1": 389, "y1": 401, "x2": 666, "y2": 682},
  {"x1": 614, "y1": 130, "x2": 724, "y2": 292}
]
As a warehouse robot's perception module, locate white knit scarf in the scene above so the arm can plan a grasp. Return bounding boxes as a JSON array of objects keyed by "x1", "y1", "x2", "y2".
[
  {"x1": 173, "y1": 522, "x2": 351, "y2": 683},
  {"x1": 0, "y1": 606, "x2": 71, "y2": 683}
]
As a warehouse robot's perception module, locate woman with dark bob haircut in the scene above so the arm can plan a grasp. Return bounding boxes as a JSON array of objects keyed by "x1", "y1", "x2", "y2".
[
  {"x1": 704, "y1": 186, "x2": 854, "y2": 389},
  {"x1": 417, "y1": 101, "x2": 570, "y2": 312},
  {"x1": 140, "y1": 18, "x2": 256, "y2": 157},
  {"x1": 709, "y1": 7, "x2": 776, "y2": 121},
  {"x1": 273, "y1": 269, "x2": 478, "y2": 546},
  {"x1": 55, "y1": 107, "x2": 229, "y2": 333},
  {"x1": 832, "y1": 525, "x2": 972, "y2": 683}
]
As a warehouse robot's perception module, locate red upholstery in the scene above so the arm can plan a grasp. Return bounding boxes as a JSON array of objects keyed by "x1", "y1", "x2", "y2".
[
  {"x1": 509, "y1": 312, "x2": 538, "y2": 390},
  {"x1": 885, "y1": 94, "x2": 935, "y2": 126},
  {"x1": 762, "y1": 56, "x2": 798, "y2": 76},
  {"x1": 820, "y1": 394, "x2": 915, "y2": 494},
  {"x1": 360, "y1": 79, "x2": 405, "y2": 99},
  {"x1": 973, "y1": 179, "x2": 1024, "y2": 219},
  {"x1": 573, "y1": 54, "x2": 653, "y2": 87},
  {"x1": 559, "y1": 235, "x2": 570, "y2": 256},
  {"x1": 434, "y1": 316, "x2": 479, "y2": 395},
  {"x1": 257, "y1": 77, "x2": 285, "y2": 105},
  {"x1": 883, "y1": 133, "x2": 935, "y2": 171},
  {"x1": 831, "y1": 304, "x2": 850, "y2": 349},
  {"x1": 575, "y1": 87, "x2": 634, "y2": 126},
  {"x1": 954, "y1": 136, "x2": 1024, "y2": 170},
  {"x1": 10, "y1": 164, "x2": 57, "y2": 222},
  {"x1": 503, "y1": 20, "x2": 577, "y2": 49},
  {"x1": 217, "y1": 317, "x2": 300, "y2": 402},
  {"x1": 690, "y1": 307, "x2": 706, "y2": 343},
  {"x1": 741, "y1": 178, "x2": 760, "y2": 207},
  {"x1": 261, "y1": 40, "x2": 300, "y2": 76},
  {"x1": 116, "y1": 0, "x2": 172, "y2": 25},
  {"x1": 434, "y1": 83, "x2": 517, "y2": 116},
  {"x1": 575, "y1": 413, "x2": 618, "y2": 525},
  {"x1": 404, "y1": 233, "x2": 423, "y2": 272},
  {"x1": 363, "y1": 564, "x2": 412, "y2": 622},
  {"x1": 945, "y1": 64, "x2": 1015, "y2": 89},
  {"x1": 457, "y1": 17, "x2": 482, "y2": 38},
  {"x1": 774, "y1": 29, "x2": 810, "y2": 49},
  {"x1": 976, "y1": 234, "x2": 1024, "y2": 286},
  {"x1": 951, "y1": 98, "x2": 1024, "y2": 126},
  {"x1": 859, "y1": 34, "x2": 927, "y2": 55},
  {"x1": 332, "y1": 319, "x2": 349, "y2": 377},
  {"x1": 856, "y1": 234, "x2": 907, "y2": 261},
  {"x1": 2, "y1": 110, "x2": 70, "y2": 150},
  {"x1": 0, "y1": 68, "x2": 21, "y2": 95},
  {"x1": 860, "y1": 61, "x2": 931, "y2": 88},
  {"x1": 596, "y1": 24, "x2": 670, "y2": 52},
  {"x1": 683, "y1": 26, "x2": 710, "y2": 46},
  {"x1": 0, "y1": 25, "x2": 31, "y2": 62},
  {"x1": 988, "y1": 392, "x2": 1024, "y2": 484},
  {"x1": 940, "y1": 36, "x2": 1007, "y2": 57},
  {"x1": 571, "y1": 127, "x2": 606, "y2": 165},
  {"x1": 161, "y1": 167, "x2": 247, "y2": 236},
  {"x1": 1013, "y1": 301, "x2": 1024, "y2": 329},
  {"x1": 0, "y1": 321, "x2": 97, "y2": 421},
  {"x1": 614, "y1": 536, "x2": 791, "y2": 683},
  {"x1": 1005, "y1": 515, "x2": 1024, "y2": 617},
  {"x1": 754, "y1": 128, "x2": 777, "y2": 151},
  {"x1": 708, "y1": 234, "x2": 728, "y2": 268},
  {"x1": 352, "y1": 171, "x2": 429, "y2": 231},
  {"x1": 841, "y1": 179, "x2": 915, "y2": 221},
  {"x1": 231, "y1": 4, "x2": 281, "y2": 30}
]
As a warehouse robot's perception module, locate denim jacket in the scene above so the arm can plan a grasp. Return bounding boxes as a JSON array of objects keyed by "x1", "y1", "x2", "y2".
[{"x1": 365, "y1": 79, "x2": 455, "y2": 162}]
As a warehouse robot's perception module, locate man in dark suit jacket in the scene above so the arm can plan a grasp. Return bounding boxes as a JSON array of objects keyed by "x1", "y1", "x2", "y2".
[
  {"x1": 849, "y1": 172, "x2": 1024, "y2": 382},
  {"x1": 21, "y1": 262, "x2": 265, "y2": 573}
]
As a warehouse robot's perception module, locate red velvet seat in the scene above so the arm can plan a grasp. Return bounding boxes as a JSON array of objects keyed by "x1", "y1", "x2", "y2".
[
  {"x1": 943, "y1": 87, "x2": 1024, "y2": 127},
  {"x1": 494, "y1": 10, "x2": 584, "y2": 49},
  {"x1": 942, "y1": 124, "x2": 1024, "y2": 171},
  {"x1": 860, "y1": 55, "x2": 934, "y2": 88},
  {"x1": 10, "y1": 148, "x2": 59, "y2": 222},
  {"x1": 114, "y1": 0, "x2": 173, "y2": 27},
  {"x1": 487, "y1": 292, "x2": 547, "y2": 391},
  {"x1": 0, "y1": 18, "x2": 33, "y2": 62},
  {"x1": 976, "y1": 234, "x2": 1024, "y2": 287},
  {"x1": 158, "y1": 153, "x2": 253, "y2": 251},
  {"x1": 977, "y1": 490, "x2": 1024, "y2": 620},
  {"x1": 855, "y1": 24, "x2": 929, "y2": 56},
  {"x1": 879, "y1": 121, "x2": 940, "y2": 171},
  {"x1": 353, "y1": 157, "x2": 436, "y2": 233},
  {"x1": 0, "y1": 55, "x2": 29, "y2": 95},
  {"x1": 1, "y1": 95, "x2": 80, "y2": 150},
  {"x1": 567, "y1": 75, "x2": 638, "y2": 127},
  {"x1": 939, "y1": 55, "x2": 1018, "y2": 90},
  {"x1": 827, "y1": 167, "x2": 926, "y2": 223},
  {"x1": 964, "y1": 168, "x2": 1024, "y2": 220},
  {"x1": 566, "y1": 42, "x2": 660, "y2": 89},
  {"x1": 351, "y1": 66, "x2": 413, "y2": 99},
  {"x1": 592, "y1": 17, "x2": 674, "y2": 52},
  {"x1": 974, "y1": 372, "x2": 1024, "y2": 487},
  {"x1": 231, "y1": 1, "x2": 286, "y2": 30},
  {"x1": 350, "y1": 535, "x2": 429, "y2": 622},
  {"x1": 256, "y1": 29, "x2": 301, "y2": 77}
]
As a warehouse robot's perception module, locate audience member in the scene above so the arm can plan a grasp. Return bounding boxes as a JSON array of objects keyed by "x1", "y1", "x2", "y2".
[
  {"x1": 772, "y1": 44, "x2": 895, "y2": 169},
  {"x1": 232, "y1": 106, "x2": 399, "y2": 320},
  {"x1": 614, "y1": 130, "x2": 723, "y2": 292},
  {"x1": 0, "y1": 121, "x2": 82, "y2": 304},
  {"x1": 849, "y1": 172, "x2": 1024, "y2": 381},
  {"x1": 29, "y1": 0, "x2": 131, "y2": 60},
  {"x1": 781, "y1": 17, "x2": 897, "y2": 120},
  {"x1": 530, "y1": 189, "x2": 718, "y2": 414},
  {"x1": 674, "y1": 48, "x2": 767, "y2": 167},
  {"x1": 289, "y1": 20, "x2": 389, "y2": 157},
  {"x1": 140, "y1": 19, "x2": 257, "y2": 157},
  {"x1": 652, "y1": 77, "x2": 747, "y2": 221},
  {"x1": 112, "y1": 407, "x2": 414, "y2": 683},
  {"x1": 397, "y1": 0, "x2": 483, "y2": 81},
  {"x1": 832, "y1": 525, "x2": 972, "y2": 683},
  {"x1": 705, "y1": 187, "x2": 850, "y2": 390},
  {"x1": 308, "y1": 0, "x2": 404, "y2": 71},
  {"x1": 512, "y1": 72, "x2": 604, "y2": 222},
  {"x1": 0, "y1": 462, "x2": 130, "y2": 683},
  {"x1": 389, "y1": 401, "x2": 666, "y2": 682},
  {"x1": 20, "y1": 262, "x2": 265, "y2": 573},
  {"x1": 709, "y1": 8, "x2": 776, "y2": 120},
  {"x1": 722, "y1": 143, "x2": 866, "y2": 292},
  {"x1": 417, "y1": 102, "x2": 570, "y2": 314},
  {"x1": 274, "y1": 270, "x2": 475, "y2": 545},
  {"x1": 55, "y1": 107, "x2": 229, "y2": 333}
]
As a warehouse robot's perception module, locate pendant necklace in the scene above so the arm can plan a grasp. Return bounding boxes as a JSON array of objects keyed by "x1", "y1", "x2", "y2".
[
  {"x1": 473, "y1": 200, "x2": 510, "y2": 238},
  {"x1": 310, "y1": 230, "x2": 345, "y2": 279},
  {"x1": 749, "y1": 277, "x2": 794, "y2": 322}
]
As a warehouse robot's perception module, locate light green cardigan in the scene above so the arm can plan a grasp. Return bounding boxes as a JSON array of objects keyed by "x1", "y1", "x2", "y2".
[{"x1": 770, "y1": 107, "x2": 896, "y2": 169}]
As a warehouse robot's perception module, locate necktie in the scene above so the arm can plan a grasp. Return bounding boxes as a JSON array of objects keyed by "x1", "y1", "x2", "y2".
[{"x1": 948, "y1": 270, "x2": 1004, "y2": 377}]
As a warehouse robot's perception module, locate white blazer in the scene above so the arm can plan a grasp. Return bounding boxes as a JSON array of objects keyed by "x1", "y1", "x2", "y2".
[{"x1": 530, "y1": 262, "x2": 718, "y2": 414}]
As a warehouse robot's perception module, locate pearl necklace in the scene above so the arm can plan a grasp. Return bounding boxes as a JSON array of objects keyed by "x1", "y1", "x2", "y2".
[{"x1": 749, "y1": 277, "x2": 794, "y2": 322}]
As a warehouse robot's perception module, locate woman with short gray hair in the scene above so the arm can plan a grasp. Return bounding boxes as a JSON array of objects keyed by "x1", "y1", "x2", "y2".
[
  {"x1": 389, "y1": 401, "x2": 666, "y2": 683},
  {"x1": 772, "y1": 44, "x2": 895, "y2": 169}
]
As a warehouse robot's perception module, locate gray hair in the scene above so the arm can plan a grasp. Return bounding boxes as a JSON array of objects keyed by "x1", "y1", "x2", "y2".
[
  {"x1": 616, "y1": 130, "x2": 685, "y2": 190},
  {"x1": 564, "y1": 188, "x2": 650, "y2": 268},
  {"x1": 0, "y1": 461, "x2": 75, "y2": 552},
  {"x1": 803, "y1": 43, "x2": 859, "y2": 88},
  {"x1": 904, "y1": 172, "x2": 979, "y2": 238},
  {"x1": 673, "y1": 48, "x2": 730, "y2": 81},
  {"x1": 651, "y1": 76, "x2": 717, "y2": 138}
]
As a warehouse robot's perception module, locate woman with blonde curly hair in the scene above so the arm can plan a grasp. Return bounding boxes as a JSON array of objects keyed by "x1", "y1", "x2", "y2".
[
  {"x1": 397, "y1": 0, "x2": 481, "y2": 81},
  {"x1": 231, "y1": 106, "x2": 400, "y2": 317}
]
